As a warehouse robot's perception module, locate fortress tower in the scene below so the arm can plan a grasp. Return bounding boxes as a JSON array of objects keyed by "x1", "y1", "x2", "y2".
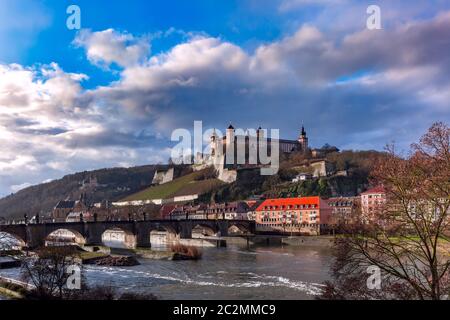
[
  {"x1": 226, "y1": 124, "x2": 235, "y2": 145},
  {"x1": 210, "y1": 129, "x2": 218, "y2": 156}
]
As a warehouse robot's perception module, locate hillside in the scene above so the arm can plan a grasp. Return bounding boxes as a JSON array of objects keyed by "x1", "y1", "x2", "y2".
[
  {"x1": 210, "y1": 150, "x2": 387, "y2": 202},
  {"x1": 123, "y1": 168, "x2": 225, "y2": 201},
  {"x1": 0, "y1": 150, "x2": 386, "y2": 219},
  {"x1": 0, "y1": 164, "x2": 188, "y2": 219}
]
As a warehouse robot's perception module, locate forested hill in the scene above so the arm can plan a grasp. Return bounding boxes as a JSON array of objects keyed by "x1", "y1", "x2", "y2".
[
  {"x1": 0, "y1": 150, "x2": 386, "y2": 219},
  {"x1": 0, "y1": 164, "x2": 182, "y2": 219}
]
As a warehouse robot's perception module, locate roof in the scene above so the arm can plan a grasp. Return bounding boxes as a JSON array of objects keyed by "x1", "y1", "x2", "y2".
[
  {"x1": 255, "y1": 196, "x2": 321, "y2": 211},
  {"x1": 326, "y1": 197, "x2": 357, "y2": 206},
  {"x1": 361, "y1": 186, "x2": 385, "y2": 195},
  {"x1": 55, "y1": 200, "x2": 76, "y2": 209},
  {"x1": 66, "y1": 211, "x2": 91, "y2": 218},
  {"x1": 247, "y1": 200, "x2": 264, "y2": 211},
  {"x1": 221, "y1": 135, "x2": 300, "y2": 145},
  {"x1": 160, "y1": 204, "x2": 176, "y2": 218}
]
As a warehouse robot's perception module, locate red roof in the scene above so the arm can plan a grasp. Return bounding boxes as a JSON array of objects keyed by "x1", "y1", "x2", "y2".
[
  {"x1": 160, "y1": 205, "x2": 177, "y2": 218},
  {"x1": 255, "y1": 196, "x2": 321, "y2": 211},
  {"x1": 361, "y1": 186, "x2": 385, "y2": 195}
]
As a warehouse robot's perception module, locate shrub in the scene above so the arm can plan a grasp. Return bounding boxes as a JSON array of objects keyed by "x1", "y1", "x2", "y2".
[{"x1": 170, "y1": 243, "x2": 202, "y2": 260}]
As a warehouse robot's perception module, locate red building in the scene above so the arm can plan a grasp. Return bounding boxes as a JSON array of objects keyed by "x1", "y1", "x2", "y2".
[{"x1": 253, "y1": 196, "x2": 333, "y2": 235}]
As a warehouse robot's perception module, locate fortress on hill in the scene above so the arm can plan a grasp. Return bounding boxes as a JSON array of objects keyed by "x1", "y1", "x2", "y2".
[
  {"x1": 191, "y1": 124, "x2": 322, "y2": 183},
  {"x1": 209, "y1": 124, "x2": 310, "y2": 158}
]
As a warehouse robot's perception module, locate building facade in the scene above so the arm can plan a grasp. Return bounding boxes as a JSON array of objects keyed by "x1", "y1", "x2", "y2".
[
  {"x1": 162, "y1": 202, "x2": 250, "y2": 220},
  {"x1": 253, "y1": 196, "x2": 333, "y2": 235},
  {"x1": 326, "y1": 196, "x2": 358, "y2": 226},
  {"x1": 360, "y1": 186, "x2": 386, "y2": 220},
  {"x1": 210, "y1": 124, "x2": 310, "y2": 160},
  {"x1": 52, "y1": 193, "x2": 89, "y2": 223}
]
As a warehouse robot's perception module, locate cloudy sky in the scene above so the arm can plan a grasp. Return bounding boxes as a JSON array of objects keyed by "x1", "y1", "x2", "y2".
[{"x1": 0, "y1": 0, "x2": 449, "y2": 197}]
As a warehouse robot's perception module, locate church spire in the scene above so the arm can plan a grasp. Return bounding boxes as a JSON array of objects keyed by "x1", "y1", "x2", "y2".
[{"x1": 298, "y1": 124, "x2": 308, "y2": 153}]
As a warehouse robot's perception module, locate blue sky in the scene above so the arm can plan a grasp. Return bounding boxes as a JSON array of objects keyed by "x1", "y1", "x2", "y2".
[{"x1": 0, "y1": 0, "x2": 450, "y2": 196}]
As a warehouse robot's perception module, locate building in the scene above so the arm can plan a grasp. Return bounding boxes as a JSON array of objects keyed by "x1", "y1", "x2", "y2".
[
  {"x1": 326, "y1": 197, "x2": 358, "y2": 226},
  {"x1": 152, "y1": 168, "x2": 174, "y2": 185},
  {"x1": 360, "y1": 186, "x2": 386, "y2": 220},
  {"x1": 52, "y1": 200, "x2": 77, "y2": 222},
  {"x1": 169, "y1": 204, "x2": 208, "y2": 220},
  {"x1": 52, "y1": 193, "x2": 89, "y2": 222},
  {"x1": 253, "y1": 196, "x2": 333, "y2": 235},
  {"x1": 65, "y1": 211, "x2": 93, "y2": 223},
  {"x1": 310, "y1": 159, "x2": 334, "y2": 177},
  {"x1": 160, "y1": 204, "x2": 177, "y2": 219},
  {"x1": 292, "y1": 173, "x2": 312, "y2": 182},
  {"x1": 210, "y1": 124, "x2": 310, "y2": 160},
  {"x1": 162, "y1": 202, "x2": 250, "y2": 220},
  {"x1": 205, "y1": 202, "x2": 250, "y2": 220}
]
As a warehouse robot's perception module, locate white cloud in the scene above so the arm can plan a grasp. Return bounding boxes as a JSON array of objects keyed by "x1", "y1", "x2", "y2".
[
  {"x1": 74, "y1": 29, "x2": 151, "y2": 68},
  {"x1": 1, "y1": 11, "x2": 450, "y2": 196}
]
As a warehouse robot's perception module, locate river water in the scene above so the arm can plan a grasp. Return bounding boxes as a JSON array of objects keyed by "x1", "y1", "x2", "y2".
[{"x1": 0, "y1": 243, "x2": 333, "y2": 300}]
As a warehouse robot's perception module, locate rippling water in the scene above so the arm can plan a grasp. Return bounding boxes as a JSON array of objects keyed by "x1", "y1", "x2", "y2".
[{"x1": 0, "y1": 244, "x2": 333, "y2": 300}]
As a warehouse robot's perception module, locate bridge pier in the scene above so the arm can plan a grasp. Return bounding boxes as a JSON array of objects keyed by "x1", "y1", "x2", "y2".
[
  {"x1": 27, "y1": 226, "x2": 47, "y2": 249},
  {"x1": 217, "y1": 221, "x2": 229, "y2": 237},
  {"x1": 84, "y1": 223, "x2": 104, "y2": 246},
  {"x1": 179, "y1": 221, "x2": 193, "y2": 239}
]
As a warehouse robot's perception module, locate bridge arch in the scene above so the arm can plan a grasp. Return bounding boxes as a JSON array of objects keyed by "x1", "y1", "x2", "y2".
[
  {"x1": 192, "y1": 223, "x2": 218, "y2": 237},
  {"x1": 101, "y1": 227, "x2": 136, "y2": 249},
  {"x1": 148, "y1": 224, "x2": 179, "y2": 248},
  {"x1": 228, "y1": 222, "x2": 252, "y2": 235},
  {"x1": 0, "y1": 231, "x2": 26, "y2": 249},
  {"x1": 45, "y1": 229, "x2": 86, "y2": 247}
]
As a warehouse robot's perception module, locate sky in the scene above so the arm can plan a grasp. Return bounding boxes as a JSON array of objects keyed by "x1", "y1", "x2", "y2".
[{"x1": 0, "y1": 0, "x2": 450, "y2": 196}]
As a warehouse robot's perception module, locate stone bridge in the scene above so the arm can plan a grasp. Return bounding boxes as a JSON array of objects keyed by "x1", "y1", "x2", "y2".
[{"x1": 0, "y1": 220, "x2": 255, "y2": 249}]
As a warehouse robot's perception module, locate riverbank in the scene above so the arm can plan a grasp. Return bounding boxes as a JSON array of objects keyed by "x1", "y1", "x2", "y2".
[
  {"x1": 281, "y1": 236, "x2": 335, "y2": 247},
  {"x1": 223, "y1": 235, "x2": 336, "y2": 248},
  {"x1": 0, "y1": 276, "x2": 32, "y2": 300}
]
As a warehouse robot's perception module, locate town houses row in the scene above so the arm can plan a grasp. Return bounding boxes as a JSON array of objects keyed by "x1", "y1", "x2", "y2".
[
  {"x1": 19, "y1": 186, "x2": 386, "y2": 236},
  {"x1": 158, "y1": 186, "x2": 387, "y2": 235}
]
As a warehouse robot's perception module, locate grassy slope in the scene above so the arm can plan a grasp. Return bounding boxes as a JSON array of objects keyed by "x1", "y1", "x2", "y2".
[{"x1": 122, "y1": 170, "x2": 225, "y2": 201}]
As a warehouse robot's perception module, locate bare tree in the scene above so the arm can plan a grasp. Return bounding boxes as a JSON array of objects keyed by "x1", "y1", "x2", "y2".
[
  {"x1": 21, "y1": 246, "x2": 82, "y2": 299},
  {"x1": 323, "y1": 122, "x2": 450, "y2": 300}
]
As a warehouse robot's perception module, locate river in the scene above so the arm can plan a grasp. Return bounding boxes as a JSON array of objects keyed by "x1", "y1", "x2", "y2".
[{"x1": 0, "y1": 243, "x2": 333, "y2": 300}]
